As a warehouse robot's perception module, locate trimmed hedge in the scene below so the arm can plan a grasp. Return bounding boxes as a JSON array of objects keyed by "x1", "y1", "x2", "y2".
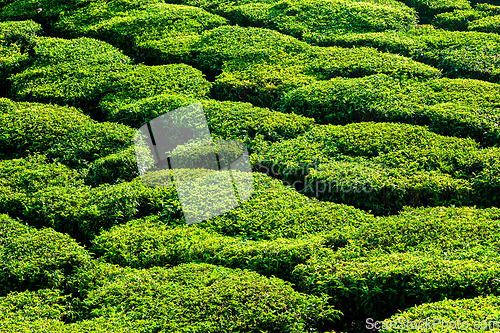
[
  {"x1": 0, "y1": 289, "x2": 76, "y2": 323},
  {"x1": 92, "y1": 215, "x2": 347, "y2": 279},
  {"x1": 202, "y1": 98, "x2": 315, "y2": 146},
  {"x1": 253, "y1": 122, "x2": 500, "y2": 213},
  {"x1": 255, "y1": 122, "x2": 490, "y2": 177},
  {"x1": 381, "y1": 296, "x2": 500, "y2": 332},
  {"x1": 279, "y1": 75, "x2": 500, "y2": 146},
  {"x1": 79, "y1": 263, "x2": 341, "y2": 332},
  {"x1": 132, "y1": 169, "x2": 373, "y2": 239},
  {"x1": 105, "y1": 93, "x2": 314, "y2": 139},
  {"x1": 303, "y1": 160, "x2": 473, "y2": 214},
  {"x1": 95, "y1": 96, "x2": 314, "y2": 186},
  {"x1": 98, "y1": 63, "x2": 211, "y2": 113},
  {"x1": 84, "y1": 146, "x2": 139, "y2": 186},
  {"x1": 56, "y1": 1, "x2": 228, "y2": 63},
  {"x1": 469, "y1": 14, "x2": 500, "y2": 33},
  {"x1": 0, "y1": 177, "x2": 174, "y2": 243},
  {"x1": 0, "y1": 20, "x2": 42, "y2": 81},
  {"x1": 433, "y1": 9, "x2": 489, "y2": 30},
  {"x1": 194, "y1": 25, "x2": 310, "y2": 76},
  {"x1": 351, "y1": 205, "x2": 500, "y2": 259},
  {"x1": 196, "y1": 26, "x2": 440, "y2": 107},
  {"x1": 9, "y1": 36, "x2": 211, "y2": 113},
  {"x1": 0, "y1": 0, "x2": 89, "y2": 24},
  {"x1": 433, "y1": 4, "x2": 500, "y2": 32},
  {"x1": 315, "y1": 26, "x2": 500, "y2": 82},
  {"x1": 9, "y1": 37, "x2": 131, "y2": 110},
  {"x1": 0, "y1": 98, "x2": 135, "y2": 166},
  {"x1": 292, "y1": 251, "x2": 500, "y2": 326},
  {"x1": 0, "y1": 214, "x2": 91, "y2": 296},
  {"x1": 212, "y1": 48, "x2": 440, "y2": 107},
  {"x1": 196, "y1": 172, "x2": 372, "y2": 240},
  {"x1": 0, "y1": 155, "x2": 85, "y2": 192},
  {"x1": 223, "y1": 0, "x2": 417, "y2": 40},
  {"x1": 397, "y1": 0, "x2": 471, "y2": 23},
  {"x1": 0, "y1": 263, "x2": 341, "y2": 332}
]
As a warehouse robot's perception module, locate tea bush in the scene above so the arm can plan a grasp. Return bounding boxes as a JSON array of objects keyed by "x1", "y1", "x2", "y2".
[
  {"x1": 380, "y1": 295, "x2": 500, "y2": 332},
  {"x1": 0, "y1": 0, "x2": 90, "y2": 24},
  {"x1": 0, "y1": 263, "x2": 341, "y2": 332},
  {"x1": 397, "y1": 0, "x2": 471, "y2": 23},
  {"x1": 105, "y1": 94, "x2": 314, "y2": 139},
  {"x1": 317, "y1": 26, "x2": 500, "y2": 81},
  {"x1": 195, "y1": 25, "x2": 310, "y2": 76},
  {"x1": 255, "y1": 122, "x2": 491, "y2": 176},
  {"x1": 292, "y1": 250, "x2": 500, "y2": 323},
  {"x1": 56, "y1": 1, "x2": 228, "y2": 63},
  {"x1": 9, "y1": 36, "x2": 211, "y2": 113},
  {"x1": 254, "y1": 122, "x2": 500, "y2": 213},
  {"x1": 0, "y1": 177, "x2": 174, "y2": 243},
  {"x1": 469, "y1": 14, "x2": 500, "y2": 33},
  {"x1": 433, "y1": 9, "x2": 488, "y2": 30},
  {"x1": 0, "y1": 98, "x2": 134, "y2": 166},
  {"x1": 3, "y1": 0, "x2": 500, "y2": 329},
  {"x1": 197, "y1": 26, "x2": 440, "y2": 107},
  {"x1": 98, "y1": 63, "x2": 211, "y2": 113},
  {"x1": 351, "y1": 205, "x2": 500, "y2": 259},
  {"x1": 0, "y1": 20, "x2": 42, "y2": 80},
  {"x1": 279, "y1": 75, "x2": 500, "y2": 146},
  {"x1": 0, "y1": 289, "x2": 77, "y2": 324},
  {"x1": 433, "y1": 4, "x2": 500, "y2": 32},
  {"x1": 0, "y1": 155, "x2": 85, "y2": 191},
  {"x1": 202, "y1": 98, "x2": 315, "y2": 143},
  {"x1": 9, "y1": 37, "x2": 131, "y2": 110},
  {"x1": 96, "y1": 96, "x2": 314, "y2": 185},
  {"x1": 213, "y1": 47, "x2": 440, "y2": 107},
  {"x1": 0, "y1": 313, "x2": 155, "y2": 332},
  {"x1": 198, "y1": 172, "x2": 372, "y2": 239},
  {"x1": 83, "y1": 262, "x2": 340, "y2": 332},
  {"x1": 0, "y1": 214, "x2": 91, "y2": 295},
  {"x1": 224, "y1": 0, "x2": 417, "y2": 40},
  {"x1": 92, "y1": 215, "x2": 347, "y2": 279},
  {"x1": 304, "y1": 160, "x2": 473, "y2": 214},
  {"x1": 84, "y1": 146, "x2": 139, "y2": 186}
]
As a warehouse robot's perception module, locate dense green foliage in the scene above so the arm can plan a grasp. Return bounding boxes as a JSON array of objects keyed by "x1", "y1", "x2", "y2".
[
  {"x1": 379, "y1": 296, "x2": 500, "y2": 332},
  {"x1": 0, "y1": 156, "x2": 171, "y2": 242},
  {"x1": 279, "y1": 74, "x2": 500, "y2": 146},
  {"x1": 211, "y1": 0, "x2": 417, "y2": 39},
  {"x1": 381, "y1": 296, "x2": 500, "y2": 332},
  {"x1": 76, "y1": 262, "x2": 341, "y2": 332},
  {"x1": 0, "y1": 214, "x2": 91, "y2": 296},
  {"x1": 433, "y1": 3, "x2": 500, "y2": 32},
  {"x1": 254, "y1": 122, "x2": 500, "y2": 213},
  {"x1": 57, "y1": 0, "x2": 228, "y2": 63},
  {"x1": 2, "y1": 2, "x2": 500, "y2": 332},
  {"x1": 8, "y1": 36, "x2": 210, "y2": 115},
  {"x1": 196, "y1": 25, "x2": 440, "y2": 107},
  {"x1": 0, "y1": 20, "x2": 41, "y2": 82},
  {"x1": 0, "y1": 98, "x2": 134, "y2": 166},
  {"x1": 0, "y1": 263, "x2": 340, "y2": 332},
  {"x1": 318, "y1": 25, "x2": 500, "y2": 82}
]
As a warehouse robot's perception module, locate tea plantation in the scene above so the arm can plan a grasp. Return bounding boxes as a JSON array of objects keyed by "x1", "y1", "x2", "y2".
[{"x1": 0, "y1": 0, "x2": 499, "y2": 331}]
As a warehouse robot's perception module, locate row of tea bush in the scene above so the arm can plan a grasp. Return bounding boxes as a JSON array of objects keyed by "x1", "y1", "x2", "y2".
[
  {"x1": 381, "y1": 295, "x2": 500, "y2": 332},
  {"x1": 433, "y1": 3, "x2": 500, "y2": 32},
  {"x1": 6, "y1": 20, "x2": 497, "y2": 153},
  {"x1": 0, "y1": 214, "x2": 340, "y2": 331},
  {"x1": 278, "y1": 74, "x2": 500, "y2": 146},
  {"x1": 321, "y1": 24, "x2": 500, "y2": 82},
  {"x1": 254, "y1": 121, "x2": 500, "y2": 213},
  {"x1": 91, "y1": 200, "x2": 500, "y2": 325}
]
